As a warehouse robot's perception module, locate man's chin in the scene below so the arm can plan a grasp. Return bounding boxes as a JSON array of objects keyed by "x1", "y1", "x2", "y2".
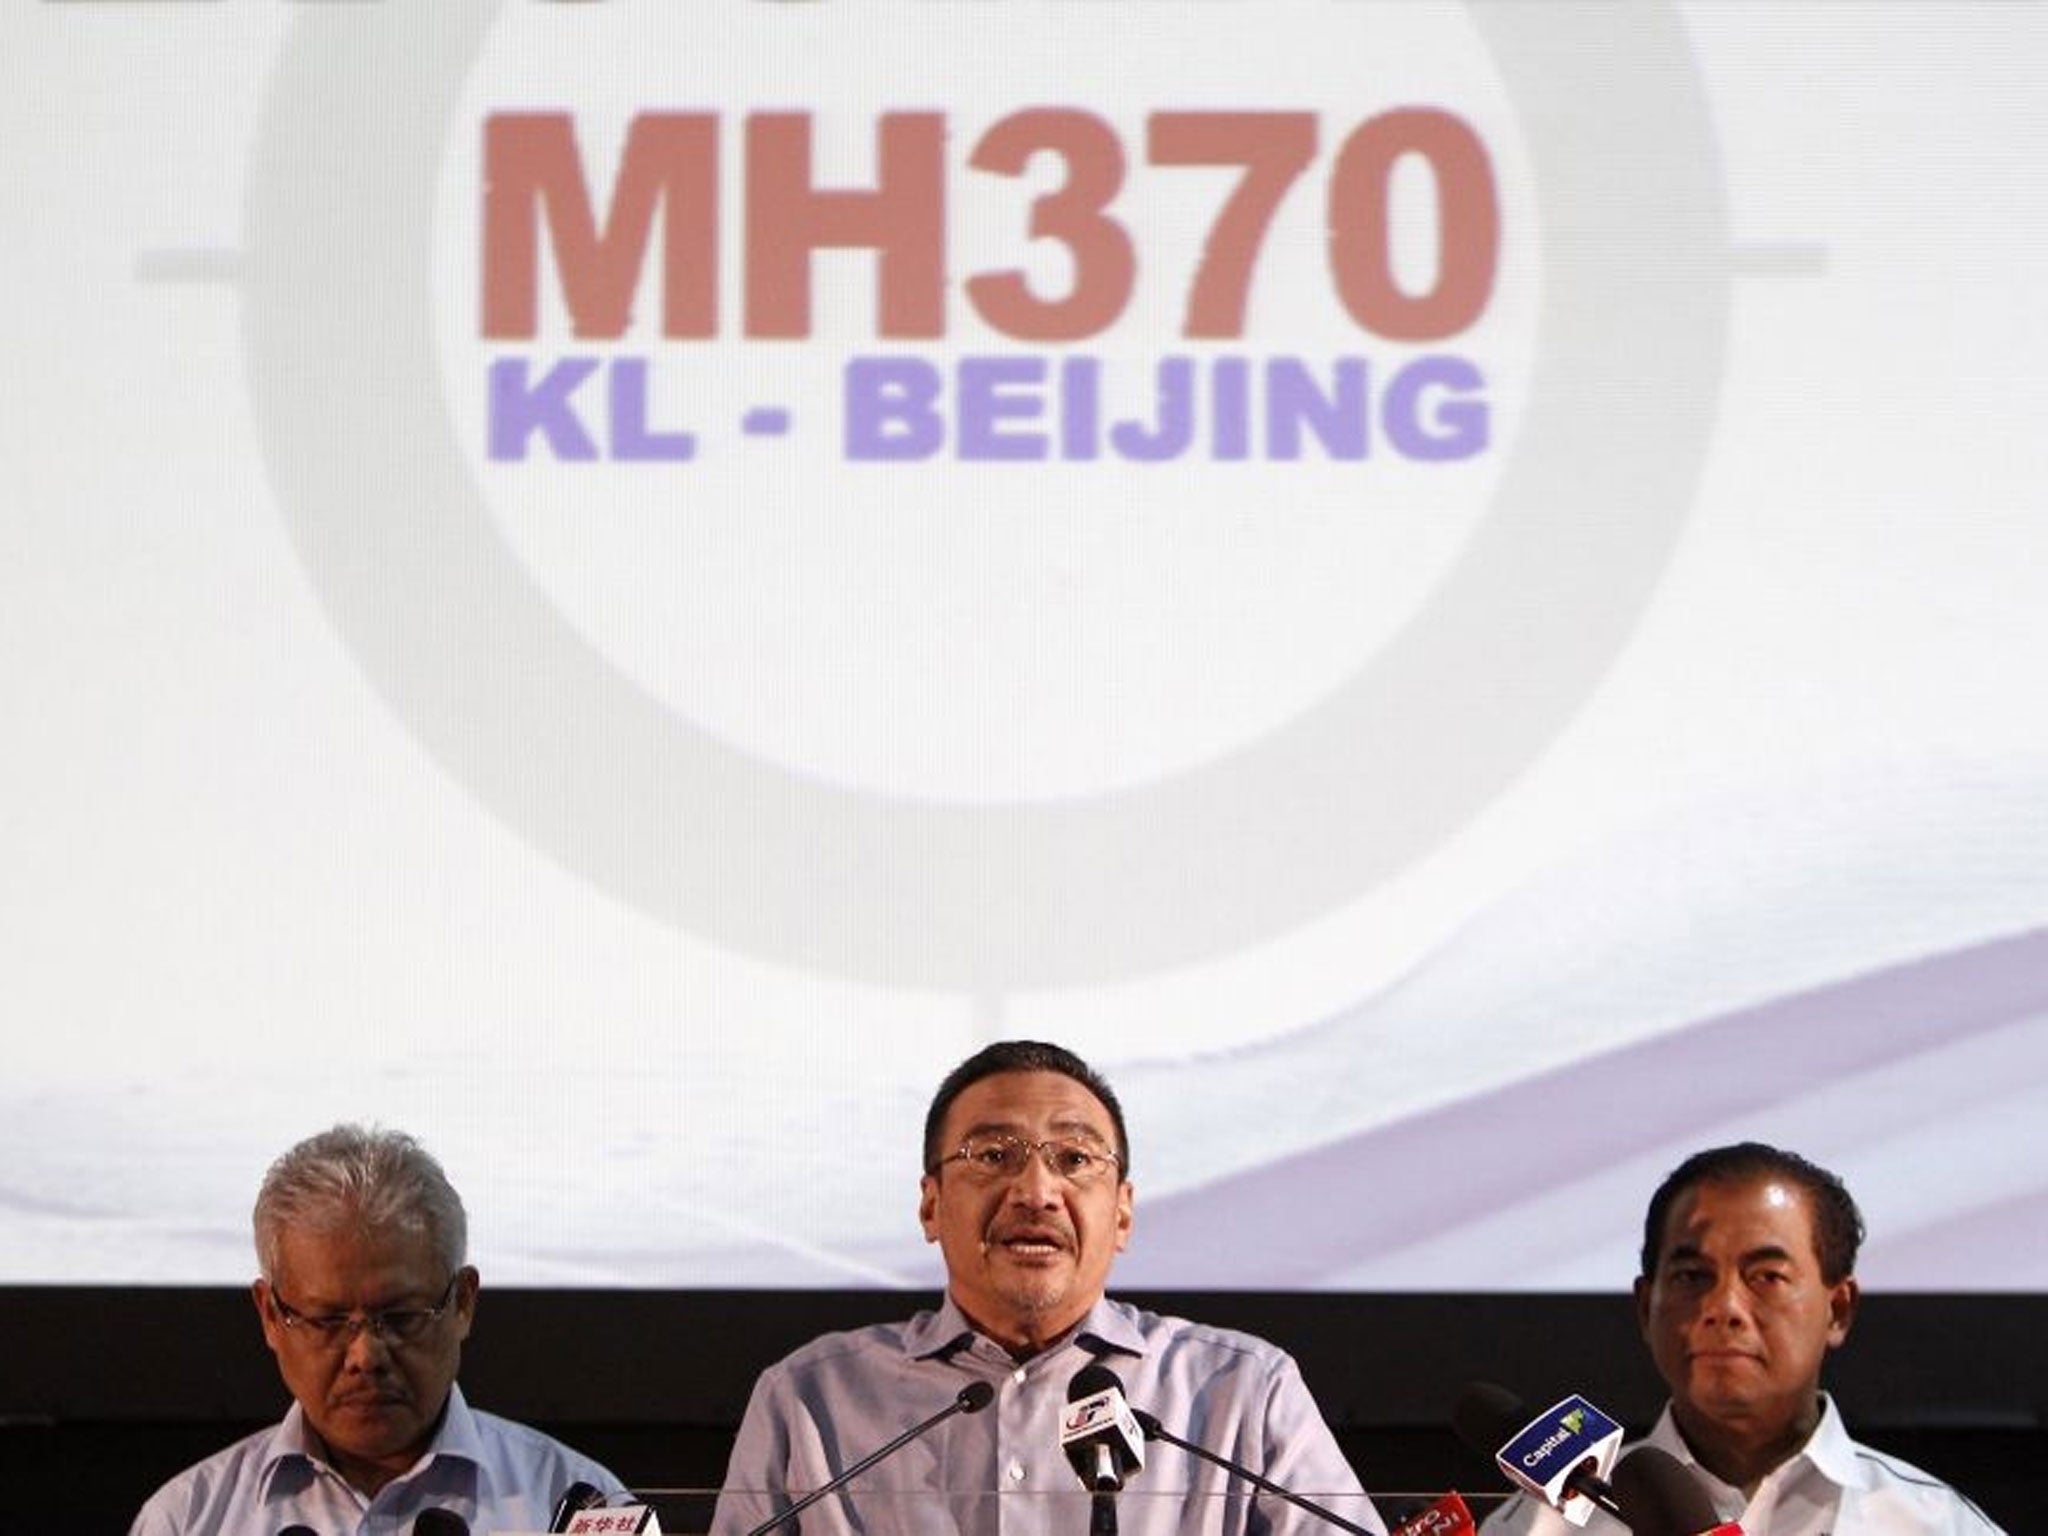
[{"x1": 323, "y1": 1402, "x2": 421, "y2": 1453}]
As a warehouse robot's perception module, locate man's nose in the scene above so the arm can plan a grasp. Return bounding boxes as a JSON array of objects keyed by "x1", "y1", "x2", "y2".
[
  {"x1": 1007, "y1": 1148, "x2": 1064, "y2": 1203},
  {"x1": 340, "y1": 1320, "x2": 396, "y2": 1370},
  {"x1": 1699, "y1": 1272, "x2": 1754, "y2": 1327}
]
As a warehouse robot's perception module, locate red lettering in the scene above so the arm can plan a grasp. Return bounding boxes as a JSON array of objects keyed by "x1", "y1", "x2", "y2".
[
  {"x1": 965, "y1": 109, "x2": 1134, "y2": 342},
  {"x1": 1327, "y1": 108, "x2": 1498, "y2": 342},
  {"x1": 1148, "y1": 112, "x2": 1317, "y2": 339},
  {"x1": 744, "y1": 111, "x2": 946, "y2": 338},
  {"x1": 481, "y1": 111, "x2": 717, "y2": 341}
]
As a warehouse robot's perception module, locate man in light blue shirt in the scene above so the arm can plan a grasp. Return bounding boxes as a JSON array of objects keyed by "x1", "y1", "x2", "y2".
[
  {"x1": 131, "y1": 1124, "x2": 621, "y2": 1536},
  {"x1": 712, "y1": 1041, "x2": 1384, "y2": 1536}
]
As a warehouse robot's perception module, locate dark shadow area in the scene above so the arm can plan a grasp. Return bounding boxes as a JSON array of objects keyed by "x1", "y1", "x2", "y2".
[{"x1": 6, "y1": 1289, "x2": 2040, "y2": 1531}]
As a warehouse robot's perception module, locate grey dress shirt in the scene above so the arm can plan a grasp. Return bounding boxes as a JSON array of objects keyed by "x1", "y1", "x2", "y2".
[
  {"x1": 129, "y1": 1383, "x2": 624, "y2": 1536},
  {"x1": 711, "y1": 1295, "x2": 1385, "y2": 1536}
]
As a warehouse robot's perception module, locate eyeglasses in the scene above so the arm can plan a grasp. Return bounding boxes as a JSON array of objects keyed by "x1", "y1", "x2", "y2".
[
  {"x1": 269, "y1": 1271, "x2": 462, "y2": 1350},
  {"x1": 933, "y1": 1134, "x2": 1125, "y2": 1184}
]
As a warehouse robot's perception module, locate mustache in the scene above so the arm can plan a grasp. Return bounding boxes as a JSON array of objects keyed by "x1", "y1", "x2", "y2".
[{"x1": 982, "y1": 1217, "x2": 1076, "y2": 1249}]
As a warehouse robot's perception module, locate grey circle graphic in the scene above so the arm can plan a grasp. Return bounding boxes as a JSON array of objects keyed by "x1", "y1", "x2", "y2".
[{"x1": 241, "y1": 4, "x2": 1726, "y2": 989}]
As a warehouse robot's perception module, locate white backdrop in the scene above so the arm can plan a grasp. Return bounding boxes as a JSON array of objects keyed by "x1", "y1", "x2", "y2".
[{"x1": 3, "y1": 1, "x2": 2045, "y2": 1290}]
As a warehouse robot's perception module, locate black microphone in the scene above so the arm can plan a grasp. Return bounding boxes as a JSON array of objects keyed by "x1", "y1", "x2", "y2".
[
  {"x1": 551, "y1": 1480, "x2": 607, "y2": 1531},
  {"x1": 277, "y1": 1527, "x2": 318, "y2": 1536},
  {"x1": 1611, "y1": 1446, "x2": 1743, "y2": 1536},
  {"x1": 1128, "y1": 1407, "x2": 1380, "y2": 1536},
  {"x1": 741, "y1": 1378, "x2": 996, "y2": 1536},
  {"x1": 1451, "y1": 1381, "x2": 1625, "y2": 1521},
  {"x1": 1061, "y1": 1362, "x2": 1146, "y2": 1493},
  {"x1": 412, "y1": 1512, "x2": 470, "y2": 1536}
]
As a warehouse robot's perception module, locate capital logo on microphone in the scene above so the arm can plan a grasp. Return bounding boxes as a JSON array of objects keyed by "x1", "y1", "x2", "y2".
[{"x1": 1503, "y1": 1396, "x2": 1621, "y2": 1477}]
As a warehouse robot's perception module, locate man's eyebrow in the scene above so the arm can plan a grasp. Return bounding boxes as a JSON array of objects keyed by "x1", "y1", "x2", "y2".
[
  {"x1": 1046, "y1": 1115, "x2": 1112, "y2": 1142},
  {"x1": 1740, "y1": 1244, "x2": 1798, "y2": 1266},
  {"x1": 1660, "y1": 1242, "x2": 1800, "y2": 1267},
  {"x1": 953, "y1": 1116, "x2": 1112, "y2": 1142},
  {"x1": 952, "y1": 1119, "x2": 1027, "y2": 1143}
]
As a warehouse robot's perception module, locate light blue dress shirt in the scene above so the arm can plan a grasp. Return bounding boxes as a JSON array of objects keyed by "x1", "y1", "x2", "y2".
[{"x1": 130, "y1": 1383, "x2": 624, "y2": 1536}]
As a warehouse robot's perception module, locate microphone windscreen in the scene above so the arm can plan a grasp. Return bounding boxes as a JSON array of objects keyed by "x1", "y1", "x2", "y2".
[
  {"x1": 412, "y1": 1512, "x2": 471, "y2": 1536},
  {"x1": 1611, "y1": 1446, "x2": 1722, "y2": 1536},
  {"x1": 1068, "y1": 1360, "x2": 1123, "y2": 1401},
  {"x1": 550, "y1": 1480, "x2": 605, "y2": 1531},
  {"x1": 1450, "y1": 1381, "x2": 1526, "y2": 1454},
  {"x1": 958, "y1": 1378, "x2": 997, "y2": 1413}
]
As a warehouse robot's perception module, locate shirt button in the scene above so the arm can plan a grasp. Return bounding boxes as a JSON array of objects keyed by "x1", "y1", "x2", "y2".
[
  {"x1": 1012, "y1": 1367, "x2": 1028, "y2": 1385},
  {"x1": 1006, "y1": 1459, "x2": 1026, "y2": 1483}
]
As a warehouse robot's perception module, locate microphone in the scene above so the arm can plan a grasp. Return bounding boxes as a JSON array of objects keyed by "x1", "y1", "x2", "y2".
[
  {"x1": 552, "y1": 1481, "x2": 607, "y2": 1530},
  {"x1": 561, "y1": 1508, "x2": 662, "y2": 1534},
  {"x1": 1128, "y1": 1407, "x2": 1381, "y2": 1536},
  {"x1": 1610, "y1": 1447, "x2": 1742, "y2": 1536},
  {"x1": 1389, "y1": 1492, "x2": 1476, "y2": 1536},
  {"x1": 412, "y1": 1513, "x2": 470, "y2": 1536},
  {"x1": 1451, "y1": 1382, "x2": 1624, "y2": 1525},
  {"x1": 278, "y1": 1528, "x2": 318, "y2": 1536},
  {"x1": 1061, "y1": 1362, "x2": 1146, "y2": 1493},
  {"x1": 559, "y1": 1500, "x2": 662, "y2": 1534},
  {"x1": 741, "y1": 1378, "x2": 996, "y2": 1536}
]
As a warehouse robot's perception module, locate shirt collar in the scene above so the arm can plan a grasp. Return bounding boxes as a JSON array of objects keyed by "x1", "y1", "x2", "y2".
[
  {"x1": 903, "y1": 1294, "x2": 1145, "y2": 1363},
  {"x1": 1795, "y1": 1393, "x2": 1863, "y2": 1489},
  {"x1": 1643, "y1": 1393, "x2": 1860, "y2": 1494},
  {"x1": 257, "y1": 1384, "x2": 480, "y2": 1501}
]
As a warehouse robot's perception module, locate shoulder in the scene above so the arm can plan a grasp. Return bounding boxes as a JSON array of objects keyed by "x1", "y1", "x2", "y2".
[
  {"x1": 467, "y1": 1406, "x2": 621, "y2": 1488},
  {"x1": 733, "y1": 1314, "x2": 948, "y2": 1435},
  {"x1": 1848, "y1": 1440, "x2": 2006, "y2": 1533},
  {"x1": 752, "y1": 1315, "x2": 928, "y2": 1386},
  {"x1": 1114, "y1": 1303, "x2": 1301, "y2": 1370},
  {"x1": 129, "y1": 1422, "x2": 285, "y2": 1536}
]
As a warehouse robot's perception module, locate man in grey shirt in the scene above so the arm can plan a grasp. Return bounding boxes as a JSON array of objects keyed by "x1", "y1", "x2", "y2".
[{"x1": 712, "y1": 1040, "x2": 1384, "y2": 1536}]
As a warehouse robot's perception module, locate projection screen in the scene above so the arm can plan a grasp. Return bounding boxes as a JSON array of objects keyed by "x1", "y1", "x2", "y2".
[{"x1": 3, "y1": 0, "x2": 2045, "y2": 1291}]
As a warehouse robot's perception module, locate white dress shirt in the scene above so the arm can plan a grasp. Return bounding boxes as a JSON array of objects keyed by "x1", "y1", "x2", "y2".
[{"x1": 1476, "y1": 1396, "x2": 2004, "y2": 1536}]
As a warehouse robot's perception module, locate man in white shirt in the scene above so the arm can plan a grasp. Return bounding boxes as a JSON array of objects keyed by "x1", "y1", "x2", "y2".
[{"x1": 1480, "y1": 1142, "x2": 2002, "y2": 1536}]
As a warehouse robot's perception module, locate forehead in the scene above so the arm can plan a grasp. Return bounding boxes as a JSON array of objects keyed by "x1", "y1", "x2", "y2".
[
  {"x1": 1657, "y1": 1175, "x2": 1821, "y2": 1261},
  {"x1": 938, "y1": 1069, "x2": 1115, "y2": 1143},
  {"x1": 272, "y1": 1219, "x2": 443, "y2": 1298}
]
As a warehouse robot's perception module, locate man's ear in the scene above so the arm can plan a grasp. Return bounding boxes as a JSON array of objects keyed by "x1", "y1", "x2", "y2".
[
  {"x1": 1632, "y1": 1273, "x2": 1653, "y2": 1341},
  {"x1": 451, "y1": 1264, "x2": 480, "y2": 1342},
  {"x1": 918, "y1": 1174, "x2": 940, "y2": 1243},
  {"x1": 252, "y1": 1278, "x2": 283, "y2": 1354},
  {"x1": 1825, "y1": 1274, "x2": 1859, "y2": 1350}
]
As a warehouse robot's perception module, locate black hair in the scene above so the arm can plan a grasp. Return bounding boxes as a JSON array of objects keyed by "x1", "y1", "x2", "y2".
[
  {"x1": 1640, "y1": 1141, "x2": 1864, "y2": 1284},
  {"x1": 922, "y1": 1040, "x2": 1130, "y2": 1175}
]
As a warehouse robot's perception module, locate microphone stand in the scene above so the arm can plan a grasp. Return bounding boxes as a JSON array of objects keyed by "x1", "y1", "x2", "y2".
[
  {"x1": 1131, "y1": 1410, "x2": 1378, "y2": 1536},
  {"x1": 744, "y1": 1382, "x2": 995, "y2": 1536},
  {"x1": 1086, "y1": 1445, "x2": 1121, "y2": 1536}
]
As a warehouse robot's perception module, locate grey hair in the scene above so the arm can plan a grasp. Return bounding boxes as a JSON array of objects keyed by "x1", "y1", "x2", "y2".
[{"x1": 253, "y1": 1124, "x2": 468, "y2": 1281}]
